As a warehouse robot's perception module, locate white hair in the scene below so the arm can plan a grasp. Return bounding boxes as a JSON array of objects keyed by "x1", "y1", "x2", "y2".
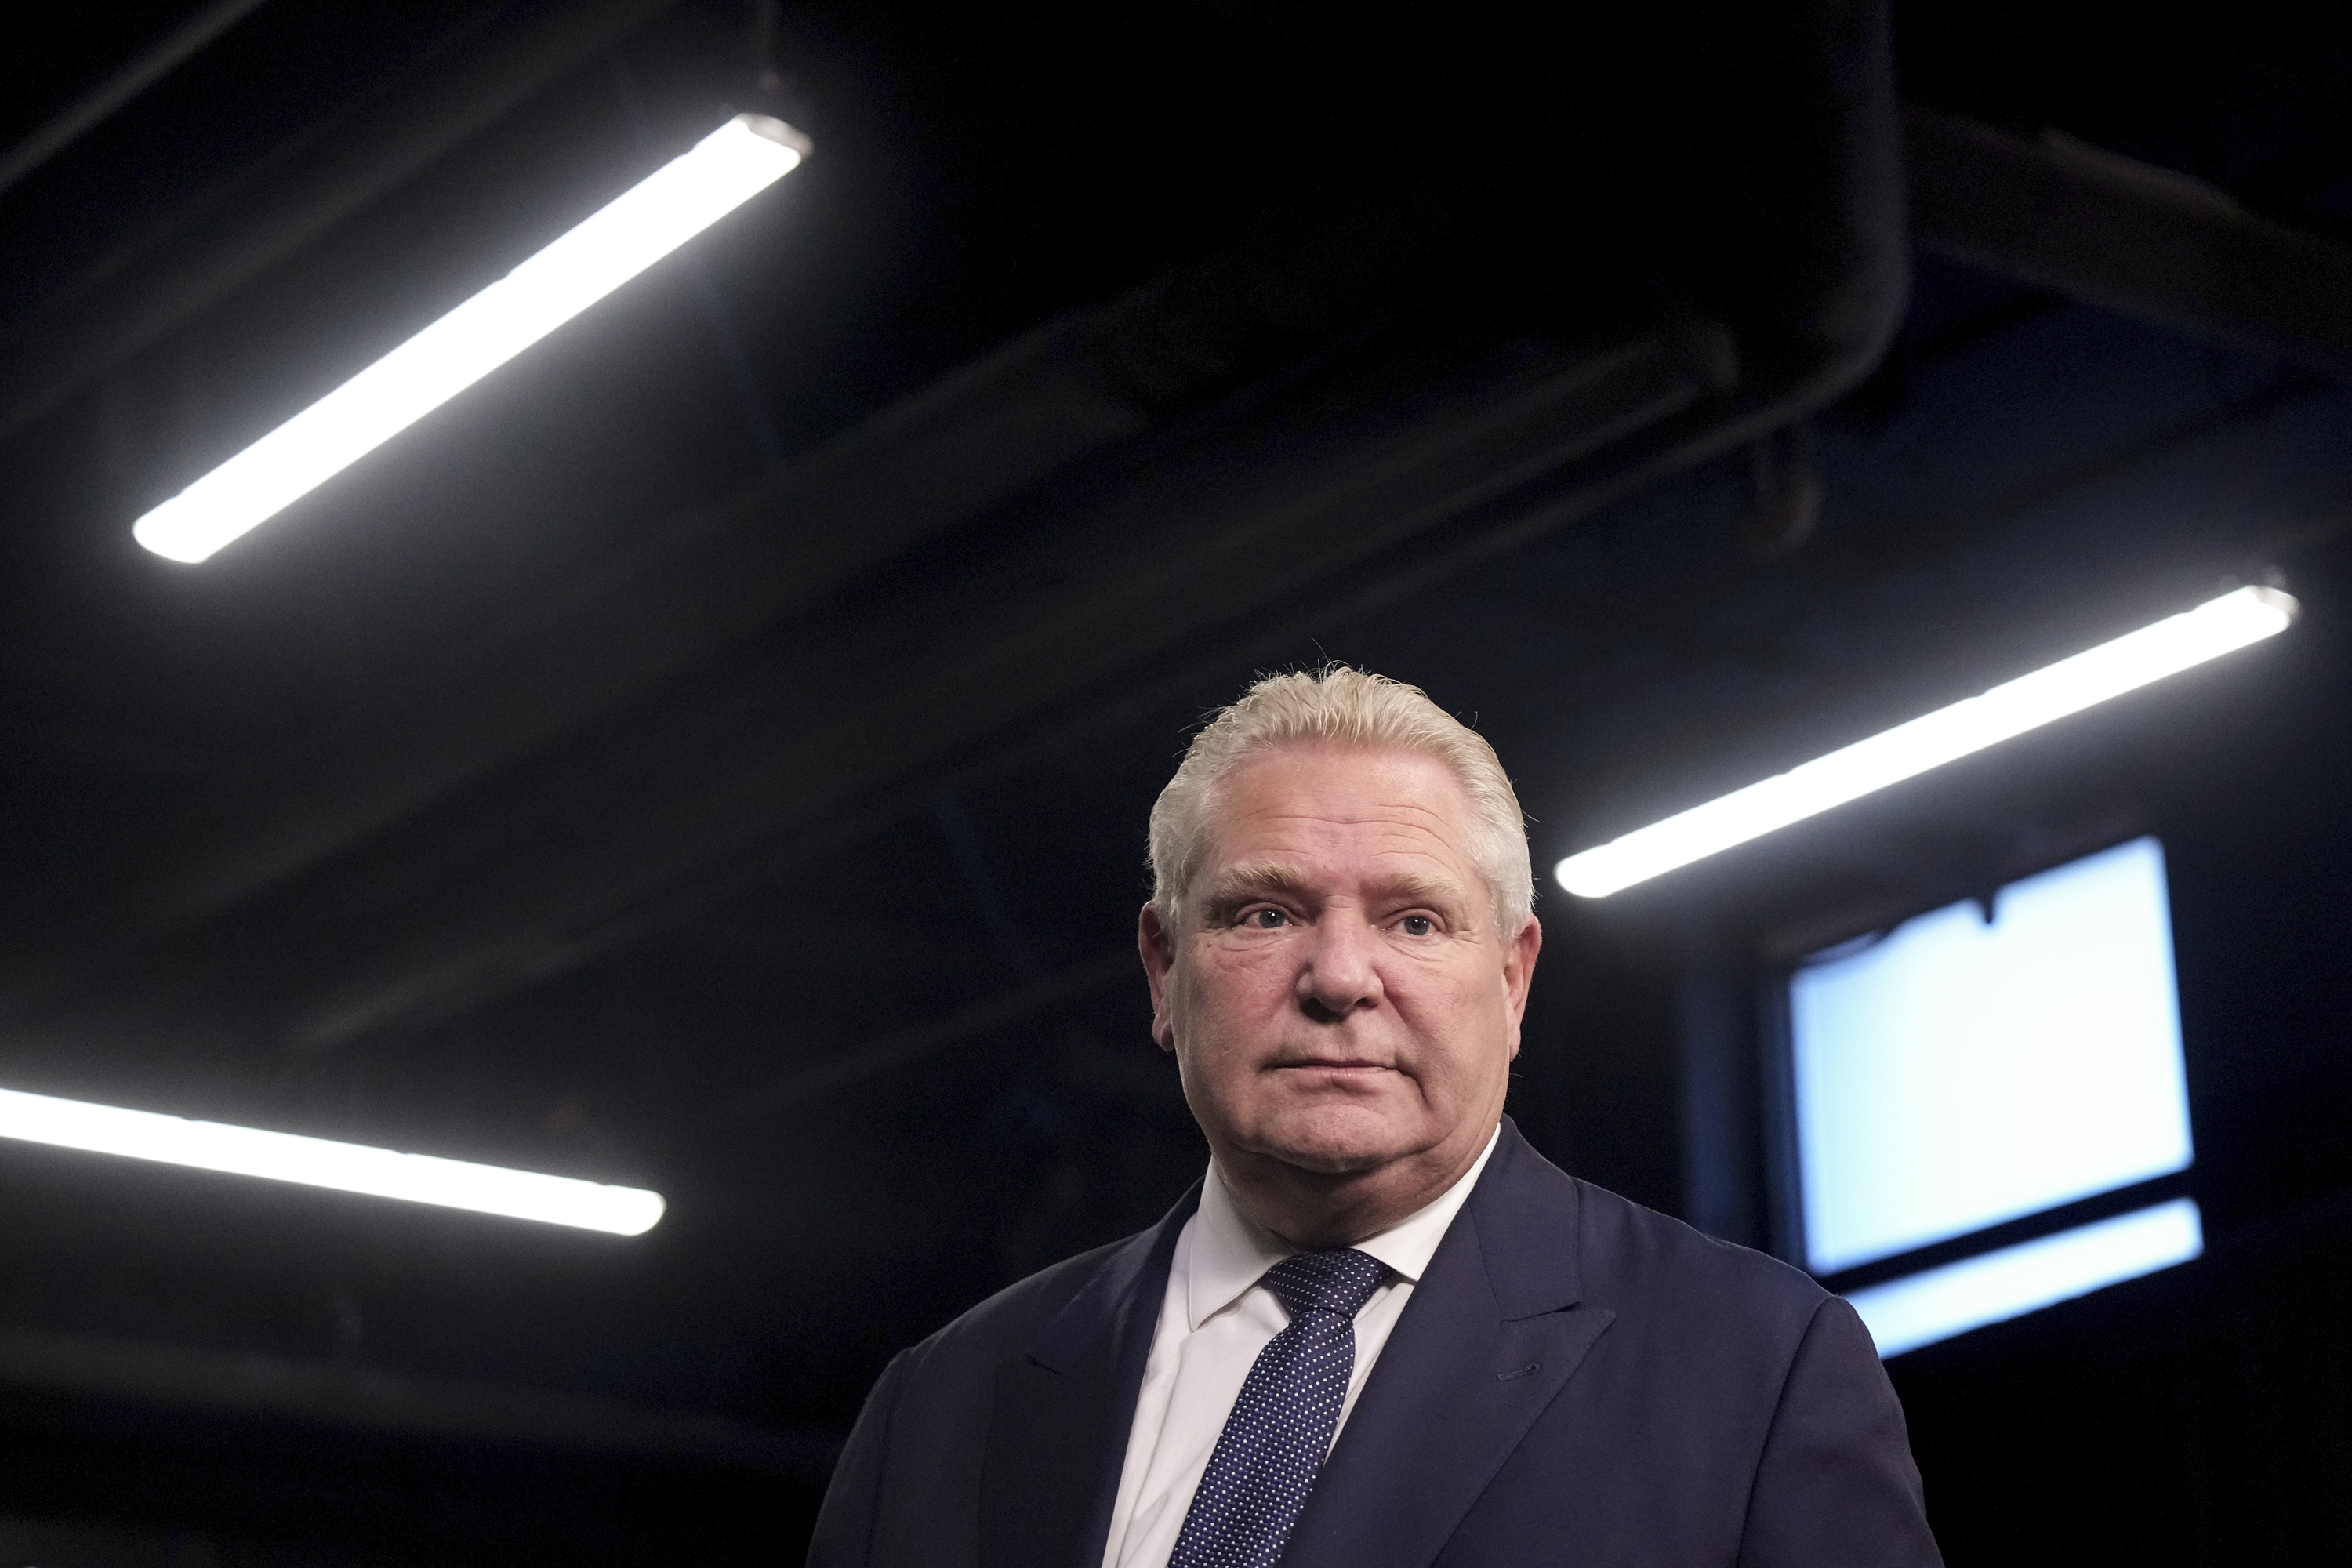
[{"x1": 1147, "y1": 666, "x2": 1534, "y2": 934}]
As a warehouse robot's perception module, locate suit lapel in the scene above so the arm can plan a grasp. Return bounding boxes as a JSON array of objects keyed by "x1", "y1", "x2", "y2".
[
  {"x1": 1279, "y1": 1123, "x2": 1616, "y2": 1568},
  {"x1": 978, "y1": 1182, "x2": 1198, "y2": 1568}
]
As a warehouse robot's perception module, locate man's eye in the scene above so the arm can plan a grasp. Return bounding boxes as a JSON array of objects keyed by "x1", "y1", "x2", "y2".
[
  {"x1": 1247, "y1": 908, "x2": 1287, "y2": 929},
  {"x1": 1399, "y1": 915, "x2": 1435, "y2": 937}
]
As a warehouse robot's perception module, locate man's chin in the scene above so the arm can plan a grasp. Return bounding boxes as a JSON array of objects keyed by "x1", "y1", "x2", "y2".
[{"x1": 1243, "y1": 1110, "x2": 1425, "y2": 1177}]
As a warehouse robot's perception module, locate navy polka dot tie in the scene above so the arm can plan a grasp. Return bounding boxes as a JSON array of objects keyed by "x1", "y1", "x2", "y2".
[{"x1": 1167, "y1": 1247, "x2": 1388, "y2": 1568}]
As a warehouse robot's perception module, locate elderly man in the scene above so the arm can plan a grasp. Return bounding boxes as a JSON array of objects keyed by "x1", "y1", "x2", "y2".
[{"x1": 810, "y1": 667, "x2": 1940, "y2": 1567}]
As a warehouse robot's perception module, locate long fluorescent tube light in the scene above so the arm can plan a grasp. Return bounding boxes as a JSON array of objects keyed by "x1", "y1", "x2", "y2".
[
  {"x1": 0, "y1": 1085, "x2": 665, "y2": 1235},
  {"x1": 133, "y1": 113, "x2": 811, "y2": 564},
  {"x1": 1557, "y1": 585, "x2": 2299, "y2": 898}
]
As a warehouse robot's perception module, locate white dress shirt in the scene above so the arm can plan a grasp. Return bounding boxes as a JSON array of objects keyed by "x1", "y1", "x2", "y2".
[{"x1": 1098, "y1": 1126, "x2": 1501, "y2": 1568}]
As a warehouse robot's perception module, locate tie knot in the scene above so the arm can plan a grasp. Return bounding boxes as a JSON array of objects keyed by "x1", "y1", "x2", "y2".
[{"x1": 1260, "y1": 1247, "x2": 1385, "y2": 1321}]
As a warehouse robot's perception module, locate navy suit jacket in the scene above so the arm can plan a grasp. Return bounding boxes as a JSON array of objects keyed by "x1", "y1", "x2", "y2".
[{"x1": 808, "y1": 1120, "x2": 1940, "y2": 1566}]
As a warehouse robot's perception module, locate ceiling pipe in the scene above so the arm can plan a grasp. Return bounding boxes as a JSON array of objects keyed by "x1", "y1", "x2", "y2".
[
  {"x1": 0, "y1": 0, "x2": 274, "y2": 200},
  {"x1": 1907, "y1": 105, "x2": 2352, "y2": 379},
  {"x1": 0, "y1": 0, "x2": 685, "y2": 443}
]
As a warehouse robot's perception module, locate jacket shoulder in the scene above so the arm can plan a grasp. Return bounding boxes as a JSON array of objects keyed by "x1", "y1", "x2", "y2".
[{"x1": 1570, "y1": 1175, "x2": 1830, "y2": 1334}]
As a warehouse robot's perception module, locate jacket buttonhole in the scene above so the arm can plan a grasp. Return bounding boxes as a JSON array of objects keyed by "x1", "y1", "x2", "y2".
[{"x1": 1497, "y1": 1361, "x2": 1541, "y2": 1381}]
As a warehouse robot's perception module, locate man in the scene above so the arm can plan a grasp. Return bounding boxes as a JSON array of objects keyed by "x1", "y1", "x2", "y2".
[{"x1": 810, "y1": 667, "x2": 1940, "y2": 1567}]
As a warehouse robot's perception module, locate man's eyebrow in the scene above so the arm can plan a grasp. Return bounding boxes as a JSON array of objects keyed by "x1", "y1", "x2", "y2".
[
  {"x1": 1200, "y1": 862, "x2": 1315, "y2": 906},
  {"x1": 1200, "y1": 866, "x2": 1472, "y2": 908},
  {"x1": 1359, "y1": 871, "x2": 1472, "y2": 910}
]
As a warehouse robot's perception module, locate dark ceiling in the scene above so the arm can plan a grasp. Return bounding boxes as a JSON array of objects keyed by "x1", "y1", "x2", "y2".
[{"x1": 2, "y1": 2, "x2": 2351, "y2": 1563}]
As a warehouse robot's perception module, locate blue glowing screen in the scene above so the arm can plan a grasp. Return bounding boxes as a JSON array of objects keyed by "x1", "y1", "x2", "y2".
[
  {"x1": 1846, "y1": 1198, "x2": 2202, "y2": 1356},
  {"x1": 1791, "y1": 836, "x2": 2192, "y2": 1276}
]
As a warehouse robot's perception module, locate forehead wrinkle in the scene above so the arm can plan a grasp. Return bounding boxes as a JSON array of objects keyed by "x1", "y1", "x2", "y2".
[
  {"x1": 1209, "y1": 799, "x2": 1474, "y2": 878},
  {"x1": 1223, "y1": 746, "x2": 1469, "y2": 813},
  {"x1": 1241, "y1": 793, "x2": 1462, "y2": 831},
  {"x1": 1188, "y1": 750, "x2": 1498, "y2": 916},
  {"x1": 1200, "y1": 858, "x2": 1474, "y2": 912},
  {"x1": 1221, "y1": 803, "x2": 1468, "y2": 863}
]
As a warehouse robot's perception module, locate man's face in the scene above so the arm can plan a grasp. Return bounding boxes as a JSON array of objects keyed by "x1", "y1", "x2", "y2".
[{"x1": 1139, "y1": 745, "x2": 1541, "y2": 1183}]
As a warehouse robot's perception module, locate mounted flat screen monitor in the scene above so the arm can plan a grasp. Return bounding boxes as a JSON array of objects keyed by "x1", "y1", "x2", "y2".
[{"x1": 1787, "y1": 836, "x2": 2201, "y2": 1356}]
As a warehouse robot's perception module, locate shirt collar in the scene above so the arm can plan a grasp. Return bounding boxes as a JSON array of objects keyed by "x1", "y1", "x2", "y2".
[{"x1": 1185, "y1": 1123, "x2": 1502, "y2": 1331}]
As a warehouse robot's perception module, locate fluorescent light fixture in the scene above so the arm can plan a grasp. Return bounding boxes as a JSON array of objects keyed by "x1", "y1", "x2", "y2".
[
  {"x1": 133, "y1": 113, "x2": 811, "y2": 564},
  {"x1": 1845, "y1": 1198, "x2": 2202, "y2": 1357},
  {"x1": 1556, "y1": 586, "x2": 2299, "y2": 898},
  {"x1": 0, "y1": 1084, "x2": 665, "y2": 1235}
]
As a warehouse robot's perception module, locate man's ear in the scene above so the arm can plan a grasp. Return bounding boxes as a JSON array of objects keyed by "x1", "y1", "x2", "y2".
[
  {"x1": 1501, "y1": 915, "x2": 1542, "y2": 1059},
  {"x1": 1138, "y1": 901, "x2": 1178, "y2": 1052}
]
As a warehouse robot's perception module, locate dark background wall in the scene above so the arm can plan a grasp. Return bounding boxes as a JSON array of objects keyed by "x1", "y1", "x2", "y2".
[{"x1": 1, "y1": 2, "x2": 2350, "y2": 1563}]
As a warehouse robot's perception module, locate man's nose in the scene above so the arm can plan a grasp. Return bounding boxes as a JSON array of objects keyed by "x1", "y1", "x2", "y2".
[{"x1": 1296, "y1": 913, "x2": 1383, "y2": 1019}]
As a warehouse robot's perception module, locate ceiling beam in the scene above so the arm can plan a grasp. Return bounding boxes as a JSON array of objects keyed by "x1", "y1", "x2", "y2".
[
  {"x1": 1907, "y1": 104, "x2": 2352, "y2": 377},
  {"x1": 0, "y1": 0, "x2": 685, "y2": 441},
  {"x1": 0, "y1": 0, "x2": 274, "y2": 200}
]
